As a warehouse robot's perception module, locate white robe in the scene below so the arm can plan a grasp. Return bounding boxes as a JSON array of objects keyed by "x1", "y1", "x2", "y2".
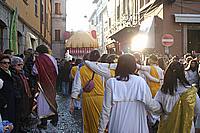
[
  {"x1": 154, "y1": 84, "x2": 200, "y2": 133},
  {"x1": 185, "y1": 70, "x2": 199, "y2": 86},
  {"x1": 84, "y1": 61, "x2": 161, "y2": 83},
  {"x1": 98, "y1": 75, "x2": 161, "y2": 133},
  {"x1": 139, "y1": 64, "x2": 164, "y2": 85},
  {"x1": 32, "y1": 53, "x2": 58, "y2": 118}
]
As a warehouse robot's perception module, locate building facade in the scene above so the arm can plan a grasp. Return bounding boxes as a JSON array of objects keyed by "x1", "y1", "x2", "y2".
[
  {"x1": 89, "y1": 0, "x2": 200, "y2": 56},
  {"x1": 51, "y1": 0, "x2": 66, "y2": 58},
  {"x1": 0, "y1": 0, "x2": 52, "y2": 54},
  {"x1": 89, "y1": 0, "x2": 108, "y2": 53}
]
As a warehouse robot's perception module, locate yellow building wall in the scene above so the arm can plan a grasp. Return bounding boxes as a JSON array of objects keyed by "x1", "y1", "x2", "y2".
[
  {"x1": 6, "y1": 0, "x2": 40, "y2": 32},
  {"x1": 6, "y1": 0, "x2": 52, "y2": 43}
]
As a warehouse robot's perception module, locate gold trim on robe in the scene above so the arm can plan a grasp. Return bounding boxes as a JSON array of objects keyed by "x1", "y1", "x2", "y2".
[{"x1": 157, "y1": 87, "x2": 197, "y2": 133}]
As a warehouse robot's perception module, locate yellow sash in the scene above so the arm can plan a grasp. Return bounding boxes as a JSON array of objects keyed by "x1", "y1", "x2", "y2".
[
  {"x1": 108, "y1": 64, "x2": 115, "y2": 77},
  {"x1": 71, "y1": 66, "x2": 78, "y2": 79},
  {"x1": 80, "y1": 65, "x2": 104, "y2": 133},
  {"x1": 157, "y1": 87, "x2": 197, "y2": 133},
  {"x1": 147, "y1": 65, "x2": 160, "y2": 97}
]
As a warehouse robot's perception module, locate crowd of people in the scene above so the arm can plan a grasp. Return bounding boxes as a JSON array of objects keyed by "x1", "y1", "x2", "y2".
[
  {"x1": 0, "y1": 45, "x2": 200, "y2": 133},
  {"x1": 0, "y1": 45, "x2": 58, "y2": 132},
  {"x1": 69, "y1": 50, "x2": 200, "y2": 133}
]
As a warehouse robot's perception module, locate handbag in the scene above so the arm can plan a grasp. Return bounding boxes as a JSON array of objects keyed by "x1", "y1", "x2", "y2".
[{"x1": 83, "y1": 72, "x2": 95, "y2": 92}]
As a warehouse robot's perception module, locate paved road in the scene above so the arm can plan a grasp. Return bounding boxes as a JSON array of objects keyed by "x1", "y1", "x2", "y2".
[{"x1": 28, "y1": 95, "x2": 82, "y2": 133}]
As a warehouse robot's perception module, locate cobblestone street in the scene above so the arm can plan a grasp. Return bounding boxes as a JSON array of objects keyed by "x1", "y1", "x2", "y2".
[
  {"x1": 28, "y1": 95, "x2": 82, "y2": 133},
  {"x1": 55, "y1": 95, "x2": 82, "y2": 133}
]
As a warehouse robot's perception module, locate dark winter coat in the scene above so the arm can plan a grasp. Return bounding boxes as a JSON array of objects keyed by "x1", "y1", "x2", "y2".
[
  {"x1": 11, "y1": 69, "x2": 31, "y2": 121},
  {"x1": 0, "y1": 68, "x2": 16, "y2": 124}
]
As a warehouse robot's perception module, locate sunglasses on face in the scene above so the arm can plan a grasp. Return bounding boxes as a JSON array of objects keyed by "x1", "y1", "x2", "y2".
[
  {"x1": 16, "y1": 64, "x2": 23, "y2": 66},
  {"x1": 0, "y1": 62, "x2": 11, "y2": 65}
]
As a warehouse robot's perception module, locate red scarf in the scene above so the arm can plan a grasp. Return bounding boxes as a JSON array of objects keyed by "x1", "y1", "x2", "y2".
[
  {"x1": 35, "y1": 54, "x2": 58, "y2": 113},
  {"x1": 19, "y1": 74, "x2": 32, "y2": 98}
]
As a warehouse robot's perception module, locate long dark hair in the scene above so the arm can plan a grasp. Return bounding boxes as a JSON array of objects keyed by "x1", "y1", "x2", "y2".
[
  {"x1": 161, "y1": 61, "x2": 190, "y2": 95},
  {"x1": 115, "y1": 54, "x2": 137, "y2": 81}
]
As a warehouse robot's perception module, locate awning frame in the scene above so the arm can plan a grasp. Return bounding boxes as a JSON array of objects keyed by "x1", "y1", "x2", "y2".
[{"x1": 174, "y1": 14, "x2": 200, "y2": 23}]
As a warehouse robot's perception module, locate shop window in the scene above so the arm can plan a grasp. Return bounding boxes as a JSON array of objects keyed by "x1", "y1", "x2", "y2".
[
  {"x1": 55, "y1": 30, "x2": 60, "y2": 41},
  {"x1": 55, "y1": 3, "x2": 61, "y2": 15}
]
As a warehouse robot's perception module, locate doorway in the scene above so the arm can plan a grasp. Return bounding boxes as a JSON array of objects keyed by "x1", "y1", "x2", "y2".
[{"x1": 187, "y1": 25, "x2": 200, "y2": 53}]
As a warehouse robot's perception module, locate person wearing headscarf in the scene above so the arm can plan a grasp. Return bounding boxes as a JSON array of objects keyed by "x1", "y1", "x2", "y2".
[
  {"x1": 10, "y1": 56, "x2": 32, "y2": 132},
  {"x1": 32, "y1": 44, "x2": 58, "y2": 129}
]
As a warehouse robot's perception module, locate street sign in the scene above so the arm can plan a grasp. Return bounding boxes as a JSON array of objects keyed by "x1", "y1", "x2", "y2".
[{"x1": 162, "y1": 34, "x2": 174, "y2": 47}]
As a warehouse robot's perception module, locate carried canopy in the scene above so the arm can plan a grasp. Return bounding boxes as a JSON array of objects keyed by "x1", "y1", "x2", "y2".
[{"x1": 65, "y1": 31, "x2": 98, "y2": 48}]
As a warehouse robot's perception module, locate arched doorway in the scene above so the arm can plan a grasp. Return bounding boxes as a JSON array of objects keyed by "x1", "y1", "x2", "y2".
[{"x1": 17, "y1": 31, "x2": 23, "y2": 54}]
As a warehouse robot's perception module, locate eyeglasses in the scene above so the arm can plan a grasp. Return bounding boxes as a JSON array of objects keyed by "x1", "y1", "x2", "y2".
[
  {"x1": 16, "y1": 64, "x2": 23, "y2": 66},
  {"x1": 0, "y1": 62, "x2": 11, "y2": 65}
]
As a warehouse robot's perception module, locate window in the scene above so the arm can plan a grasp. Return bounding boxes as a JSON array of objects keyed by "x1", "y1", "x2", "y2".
[
  {"x1": 117, "y1": 5, "x2": 120, "y2": 19},
  {"x1": 145, "y1": 0, "x2": 150, "y2": 4},
  {"x1": 96, "y1": 16, "x2": 99, "y2": 24},
  {"x1": 91, "y1": 20, "x2": 94, "y2": 25},
  {"x1": 46, "y1": 13, "x2": 49, "y2": 31},
  {"x1": 55, "y1": 3, "x2": 61, "y2": 15},
  {"x1": 109, "y1": 18, "x2": 111, "y2": 27},
  {"x1": 55, "y1": 30, "x2": 60, "y2": 41},
  {"x1": 140, "y1": 0, "x2": 144, "y2": 8},
  {"x1": 123, "y1": 0, "x2": 126, "y2": 14},
  {"x1": 41, "y1": 1, "x2": 44, "y2": 22},
  {"x1": 35, "y1": 0, "x2": 38, "y2": 16}
]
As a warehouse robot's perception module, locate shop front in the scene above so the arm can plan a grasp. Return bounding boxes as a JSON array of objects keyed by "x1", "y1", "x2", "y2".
[{"x1": 174, "y1": 14, "x2": 200, "y2": 54}]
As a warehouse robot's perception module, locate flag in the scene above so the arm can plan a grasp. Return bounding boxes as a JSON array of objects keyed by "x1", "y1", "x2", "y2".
[{"x1": 9, "y1": 8, "x2": 18, "y2": 54}]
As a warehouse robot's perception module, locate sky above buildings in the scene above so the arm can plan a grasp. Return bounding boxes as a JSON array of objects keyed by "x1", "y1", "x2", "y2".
[{"x1": 66, "y1": 0, "x2": 96, "y2": 31}]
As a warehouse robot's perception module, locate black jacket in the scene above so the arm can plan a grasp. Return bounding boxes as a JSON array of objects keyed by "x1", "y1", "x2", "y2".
[{"x1": 0, "y1": 68, "x2": 16, "y2": 123}]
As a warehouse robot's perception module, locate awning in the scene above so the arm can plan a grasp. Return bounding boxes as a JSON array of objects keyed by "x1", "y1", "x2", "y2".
[
  {"x1": 109, "y1": 26, "x2": 139, "y2": 44},
  {"x1": 174, "y1": 14, "x2": 200, "y2": 23},
  {"x1": 132, "y1": 16, "x2": 156, "y2": 49},
  {"x1": 25, "y1": 32, "x2": 38, "y2": 50}
]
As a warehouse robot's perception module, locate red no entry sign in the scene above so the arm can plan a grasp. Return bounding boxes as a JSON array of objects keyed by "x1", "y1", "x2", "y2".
[{"x1": 162, "y1": 34, "x2": 174, "y2": 47}]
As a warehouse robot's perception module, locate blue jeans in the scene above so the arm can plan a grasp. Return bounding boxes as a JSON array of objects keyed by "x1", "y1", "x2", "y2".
[{"x1": 62, "y1": 82, "x2": 69, "y2": 96}]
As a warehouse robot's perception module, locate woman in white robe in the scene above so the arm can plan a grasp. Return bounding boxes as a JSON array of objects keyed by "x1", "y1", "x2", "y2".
[
  {"x1": 98, "y1": 54, "x2": 161, "y2": 133},
  {"x1": 154, "y1": 61, "x2": 200, "y2": 133}
]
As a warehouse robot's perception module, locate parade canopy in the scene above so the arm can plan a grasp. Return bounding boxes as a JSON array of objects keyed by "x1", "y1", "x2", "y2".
[{"x1": 65, "y1": 31, "x2": 98, "y2": 48}]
